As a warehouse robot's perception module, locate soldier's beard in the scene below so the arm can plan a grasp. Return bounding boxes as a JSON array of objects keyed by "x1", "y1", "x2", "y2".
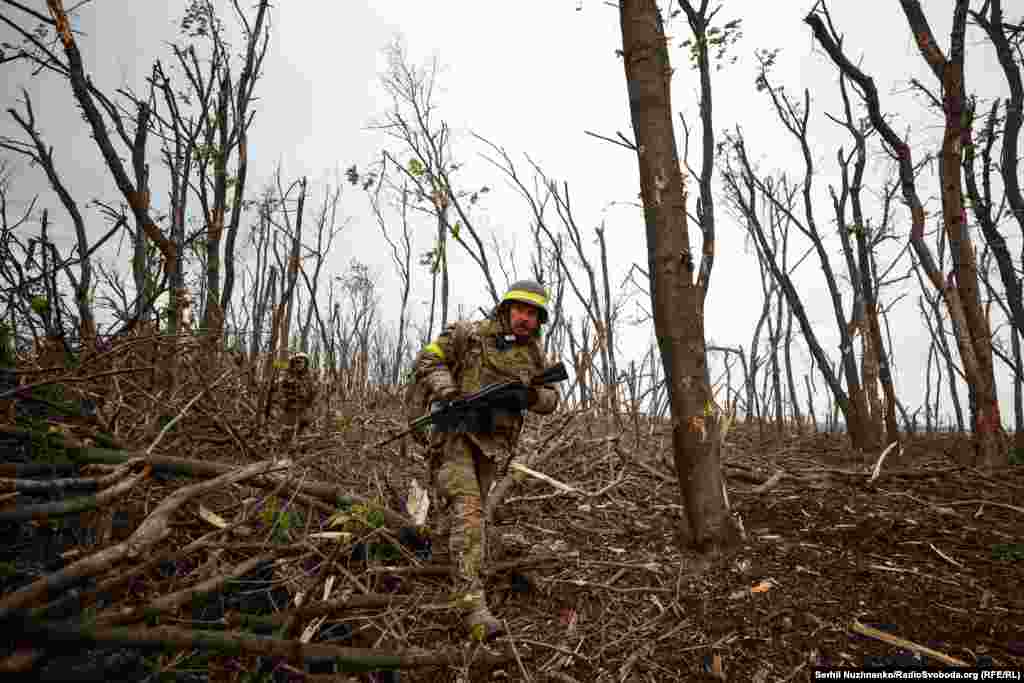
[
  {"x1": 511, "y1": 326, "x2": 533, "y2": 341},
  {"x1": 506, "y1": 308, "x2": 534, "y2": 339}
]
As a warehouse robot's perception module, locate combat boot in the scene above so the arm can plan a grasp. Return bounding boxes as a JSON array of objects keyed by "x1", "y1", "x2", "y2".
[
  {"x1": 466, "y1": 602, "x2": 505, "y2": 641},
  {"x1": 452, "y1": 588, "x2": 505, "y2": 642}
]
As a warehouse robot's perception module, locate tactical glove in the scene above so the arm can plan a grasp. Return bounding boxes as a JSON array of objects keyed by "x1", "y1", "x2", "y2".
[
  {"x1": 496, "y1": 383, "x2": 531, "y2": 413},
  {"x1": 425, "y1": 399, "x2": 449, "y2": 436}
]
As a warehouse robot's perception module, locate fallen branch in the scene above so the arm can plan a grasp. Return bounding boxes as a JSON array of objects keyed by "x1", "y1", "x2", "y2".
[
  {"x1": 222, "y1": 593, "x2": 419, "y2": 630},
  {"x1": 849, "y1": 619, "x2": 969, "y2": 667},
  {"x1": 147, "y1": 369, "x2": 230, "y2": 455},
  {"x1": 928, "y1": 543, "x2": 966, "y2": 570},
  {"x1": 0, "y1": 616, "x2": 516, "y2": 670},
  {"x1": 797, "y1": 466, "x2": 965, "y2": 479},
  {"x1": 94, "y1": 553, "x2": 276, "y2": 627},
  {"x1": 31, "y1": 526, "x2": 238, "y2": 620},
  {"x1": 0, "y1": 366, "x2": 156, "y2": 400},
  {"x1": 31, "y1": 466, "x2": 309, "y2": 621},
  {"x1": 366, "y1": 554, "x2": 564, "y2": 578},
  {"x1": 0, "y1": 455, "x2": 78, "y2": 478},
  {"x1": 0, "y1": 459, "x2": 284, "y2": 616},
  {"x1": 751, "y1": 470, "x2": 785, "y2": 495},
  {"x1": 508, "y1": 462, "x2": 577, "y2": 493},
  {"x1": 485, "y1": 418, "x2": 585, "y2": 523},
  {"x1": 0, "y1": 461, "x2": 139, "y2": 495},
  {"x1": 613, "y1": 444, "x2": 675, "y2": 484},
  {"x1": 0, "y1": 462, "x2": 147, "y2": 522},
  {"x1": 946, "y1": 499, "x2": 1024, "y2": 515},
  {"x1": 869, "y1": 441, "x2": 902, "y2": 484},
  {"x1": 59, "y1": 443, "x2": 414, "y2": 529}
]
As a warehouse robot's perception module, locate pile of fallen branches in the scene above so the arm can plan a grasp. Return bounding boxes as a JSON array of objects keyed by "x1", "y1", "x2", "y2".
[
  {"x1": 0, "y1": 338, "x2": 579, "y2": 681},
  {"x1": 3, "y1": 336, "x2": 1022, "y2": 681}
]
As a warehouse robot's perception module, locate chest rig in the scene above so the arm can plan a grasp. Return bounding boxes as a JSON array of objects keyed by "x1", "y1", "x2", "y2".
[{"x1": 457, "y1": 319, "x2": 543, "y2": 397}]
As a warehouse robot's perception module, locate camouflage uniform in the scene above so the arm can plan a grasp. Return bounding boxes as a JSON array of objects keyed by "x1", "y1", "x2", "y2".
[
  {"x1": 414, "y1": 285, "x2": 558, "y2": 639},
  {"x1": 279, "y1": 354, "x2": 317, "y2": 439}
]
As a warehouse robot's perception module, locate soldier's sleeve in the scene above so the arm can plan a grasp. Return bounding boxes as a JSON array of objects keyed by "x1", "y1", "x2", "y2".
[
  {"x1": 414, "y1": 324, "x2": 459, "y2": 399},
  {"x1": 529, "y1": 384, "x2": 559, "y2": 415}
]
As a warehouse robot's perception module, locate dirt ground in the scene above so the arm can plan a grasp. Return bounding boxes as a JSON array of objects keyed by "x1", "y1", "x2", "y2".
[
  {"x1": 4, "y1": 398, "x2": 1023, "y2": 682},
  {"x1": 302, "y1": 409, "x2": 1024, "y2": 682}
]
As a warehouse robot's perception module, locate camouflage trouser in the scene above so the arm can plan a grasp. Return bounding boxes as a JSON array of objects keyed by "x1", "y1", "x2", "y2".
[{"x1": 432, "y1": 434, "x2": 502, "y2": 609}]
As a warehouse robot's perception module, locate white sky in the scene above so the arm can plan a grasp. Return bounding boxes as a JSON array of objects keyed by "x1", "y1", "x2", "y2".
[{"x1": 1, "y1": 0, "x2": 1019, "y2": 427}]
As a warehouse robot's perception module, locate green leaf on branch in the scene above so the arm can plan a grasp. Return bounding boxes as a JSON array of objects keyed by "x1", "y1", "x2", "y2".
[{"x1": 30, "y1": 296, "x2": 49, "y2": 316}]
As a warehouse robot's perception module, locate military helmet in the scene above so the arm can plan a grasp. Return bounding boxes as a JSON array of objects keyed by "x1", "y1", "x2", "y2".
[
  {"x1": 500, "y1": 280, "x2": 549, "y2": 324},
  {"x1": 290, "y1": 352, "x2": 310, "y2": 366}
]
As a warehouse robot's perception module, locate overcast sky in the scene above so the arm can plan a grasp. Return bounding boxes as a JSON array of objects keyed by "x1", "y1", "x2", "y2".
[{"x1": 1, "y1": 0, "x2": 1019, "y2": 427}]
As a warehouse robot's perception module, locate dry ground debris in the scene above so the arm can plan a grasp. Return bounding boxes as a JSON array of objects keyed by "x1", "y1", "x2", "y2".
[{"x1": 0, "y1": 345, "x2": 1021, "y2": 681}]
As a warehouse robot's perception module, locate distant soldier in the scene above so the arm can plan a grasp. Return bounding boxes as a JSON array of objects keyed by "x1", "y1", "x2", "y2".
[
  {"x1": 413, "y1": 280, "x2": 560, "y2": 641},
  {"x1": 279, "y1": 352, "x2": 317, "y2": 441}
]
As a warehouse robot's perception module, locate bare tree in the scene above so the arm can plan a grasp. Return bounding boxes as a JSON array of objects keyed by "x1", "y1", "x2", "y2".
[
  {"x1": 1, "y1": 92, "x2": 97, "y2": 347},
  {"x1": 163, "y1": 0, "x2": 271, "y2": 340},
  {"x1": 471, "y1": 138, "x2": 574, "y2": 360},
  {"x1": 2, "y1": 1, "x2": 181, "y2": 348},
  {"x1": 676, "y1": 0, "x2": 729, "y2": 301},
  {"x1": 807, "y1": 1, "x2": 1008, "y2": 467},
  {"x1": 721, "y1": 136, "x2": 855, "y2": 439},
  {"x1": 969, "y1": 1, "x2": 1023, "y2": 337},
  {"x1": 749, "y1": 55, "x2": 877, "y2": 450},
  {"x1": 915, "y1": 229, "x2": 967, "y2": 433},
  {"x1": 272, "y1": 172, "x2": 307, "y2": 363},
  {"x1": 366, "y1": 167, "x2": 414, "y2": 385},
  {"x1": 829, "y1": 74, "x2": 903, "y2": 446},
  {"x1": 371, "y1": 39, "x2": 501, "y2": 336},
  {"x1": 977, "y1": 244, "x2": 1024, "y2": 445},
  {"x1": 245, "y1": 187, "x2": 276, "y2": 360},
  {"x1": 339, "y1": 259, "x2": 380, "y2": 395},
  {"x1": 618, "y1": 0, "x2": 740, "y2": 551},
  {"x1": 298, "y1": 181, "x2": 345, "y2": 354}
]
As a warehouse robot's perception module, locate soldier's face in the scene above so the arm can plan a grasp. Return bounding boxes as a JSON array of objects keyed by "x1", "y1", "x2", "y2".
[{"x1": 509, "y1": 302, "x2": 540, "y2": 338}]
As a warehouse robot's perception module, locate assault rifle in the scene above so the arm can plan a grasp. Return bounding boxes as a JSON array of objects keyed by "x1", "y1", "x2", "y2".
[{"x1": 378, "y1": 361, "x2": 569, "y2": 449}]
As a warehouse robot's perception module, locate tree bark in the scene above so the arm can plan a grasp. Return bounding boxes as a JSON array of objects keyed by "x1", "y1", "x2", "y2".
[
  {"x1": 618, "y1": 0, "x2": 737, "y2": 551},
  {"x1": 901, "y1": 0, "x2": 1004, "y2": 463},
  {"x1": 1012, "y1": 327, "x2": 1024, "y2": 453},
  {"x1": 784, "y1": 307, "x2": 802, "y2": 429}
]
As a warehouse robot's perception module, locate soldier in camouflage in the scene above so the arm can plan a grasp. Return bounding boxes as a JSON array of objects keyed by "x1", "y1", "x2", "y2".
[
  {"x1": 413, "y1": 280, "x2": 559, "y2": 641},
  {"x1": 279, "y1": 352, "x2": 317, "y2": 441}
]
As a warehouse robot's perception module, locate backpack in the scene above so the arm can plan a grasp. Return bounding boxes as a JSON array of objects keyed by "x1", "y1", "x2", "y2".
[{"x1": 404, "y1": 320, "x2": 474, "y2": 447}]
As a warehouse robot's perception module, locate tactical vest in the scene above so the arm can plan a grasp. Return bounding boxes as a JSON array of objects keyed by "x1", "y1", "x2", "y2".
[
  {"x1": 406, "y1": 316, "x2": 545, "y2": 445},
  {"x1": 459, "y1": 319, "x2": 539, "y2": 388}
]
